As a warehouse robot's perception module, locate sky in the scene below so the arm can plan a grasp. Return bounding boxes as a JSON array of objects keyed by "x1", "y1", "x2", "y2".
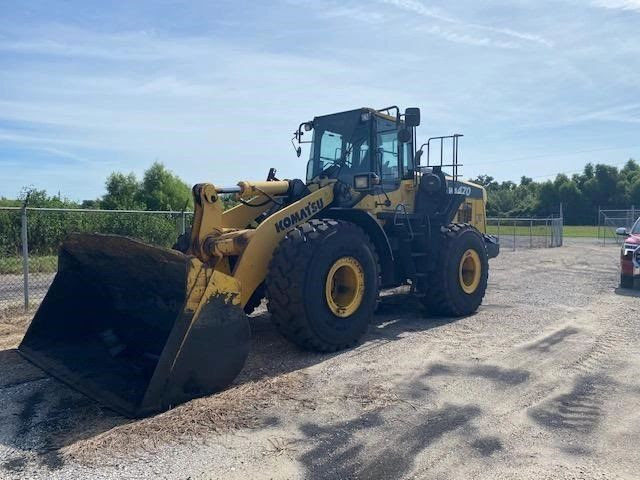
[{"x1": 1, "y1": 0, "x2": 640, "y2": 201}]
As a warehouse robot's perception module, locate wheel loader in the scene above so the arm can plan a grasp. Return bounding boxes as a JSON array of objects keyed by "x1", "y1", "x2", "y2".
[{"x1": 19, "y1": 106, "x2": 499, "y2": 417}]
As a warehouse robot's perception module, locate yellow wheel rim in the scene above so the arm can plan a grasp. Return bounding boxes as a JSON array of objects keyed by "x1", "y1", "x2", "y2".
[
  {"x1": 325, "y1": 256, "x2": 365, "y2": 317},
  {"x1": 459, "y1": 249, "x2": 481, "y2": 294}
]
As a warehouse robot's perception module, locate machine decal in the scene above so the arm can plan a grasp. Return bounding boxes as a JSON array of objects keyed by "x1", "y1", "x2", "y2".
[{"x1": 275, "y1": 198, "x2": 324, "y2": 233}]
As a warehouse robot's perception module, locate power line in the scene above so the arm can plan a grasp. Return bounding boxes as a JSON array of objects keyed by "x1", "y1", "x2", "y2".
[
  {"x1": 529, "y1": 160, "x2": 632, "y2": 180},
  {"x1": 465, "y1": 145, "x2": 640, "y2": 167}
]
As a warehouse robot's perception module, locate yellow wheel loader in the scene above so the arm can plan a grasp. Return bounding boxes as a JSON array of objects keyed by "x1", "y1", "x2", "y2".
[{"x1": 19, "y1": 106, "x2": 499, "y2": 417}]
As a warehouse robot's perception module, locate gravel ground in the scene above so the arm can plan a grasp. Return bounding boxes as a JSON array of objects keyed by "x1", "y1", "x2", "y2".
[{"x1": 1, "y1": 240, "x2": 639, "y2": 480}]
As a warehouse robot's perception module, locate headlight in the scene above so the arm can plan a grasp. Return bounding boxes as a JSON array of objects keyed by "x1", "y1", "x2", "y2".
[{"x1": 623, "y1": 243, "x2": 639, "y2": 255}]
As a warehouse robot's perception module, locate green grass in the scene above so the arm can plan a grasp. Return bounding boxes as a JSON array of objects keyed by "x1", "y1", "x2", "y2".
[
  {"x1": 562, "y1": 225, "x2": 600, "y2": 237},
  {"x1": 486, "y1": 225, "x2": 601, "y2": 238},
  {"x1": 0, "y1": 255, "x2": 58, "y2": 275}
]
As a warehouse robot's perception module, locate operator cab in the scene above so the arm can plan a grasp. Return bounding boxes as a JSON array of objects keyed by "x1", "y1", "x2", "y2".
[{"x1": 300, "y1": 106, "x2": 419, "y2": 190}]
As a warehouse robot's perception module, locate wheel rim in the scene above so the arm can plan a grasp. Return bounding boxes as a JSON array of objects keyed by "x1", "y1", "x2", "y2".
[
  {"x1": 325, "y1": 257, "x2": 365, "y2": 317},
  {"x1": 459, "y1": 249, "x2": 481, "y2": 294}
]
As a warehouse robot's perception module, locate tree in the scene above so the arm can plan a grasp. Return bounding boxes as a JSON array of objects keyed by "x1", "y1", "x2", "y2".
[
  {"x1": 470, "y1": 175, "x2": 498, "y2": 190},
  {"x1": 536, "y1": 180, "x2": 559, "y2": 215},
  {"x1": 137, "y1": 162, "x2": 193, "y2": 211},
  {"x1": 101, "y1": 172, "x2": 143, "y2": 210},
  {"x1": 558, "y1": 181, "x2": 584, "y2": 224},
  {"x1": 630, "y1": 178, "x2": 640, "y2": 206},
  {"x1": 520, "y1": 176, "x2": 533, "y2": 186},
  {"x1": 18, "y1": 187, "x2": 78, "y2": 208}
]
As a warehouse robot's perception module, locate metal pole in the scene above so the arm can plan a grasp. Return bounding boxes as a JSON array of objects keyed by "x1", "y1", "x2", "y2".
[
  {"x1": 546, "y1": 218, "x2": 550, "y2": 247},
  {"x1": 497, "y1": 219, "x2": 500, "y2": 242},
  {"x1": 598, "y1": 211, "x2": 607, "y2": 247},
  {"x1": 181, "y1": 211, "x2": 186, "y2": 235},
  {"x1": 530, "y1": 220, "x2": 533, "y2": 248},
  {"x1": 513, "y1": 219, "x2": 516, "y2": 251},
  {"x1": 21, "y1": 204, "x2": 29, "y2": 312},
  {"x1": 559, "y1": 203, "x2": 564, "y2": 247}
]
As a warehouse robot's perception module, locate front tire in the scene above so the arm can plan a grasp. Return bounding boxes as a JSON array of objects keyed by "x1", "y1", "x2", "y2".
[
  {"x1": 421, "y1": 223, "x2": 489, "y2": 316},
  {"x1": 266, "y1": 219, "x2": 379, "y2": 352},
  {"x1": 621, "y1": 274, "x2": 634, "y2": 289}
]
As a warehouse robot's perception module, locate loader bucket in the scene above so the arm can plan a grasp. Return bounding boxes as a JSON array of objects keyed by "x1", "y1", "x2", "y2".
[{"x1": 18, "y1": 233, "x2": 250, "y2": 418}]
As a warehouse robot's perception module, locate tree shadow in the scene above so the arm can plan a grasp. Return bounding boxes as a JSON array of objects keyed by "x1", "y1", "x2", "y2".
[
  {"x1": 528, "y1": 374, "x2": 610, "y2": 434},
  {"x1": 298, "y1": 400, "x2": 482, "y2": 479},
  {"x1": 524, "y1": 326, "x2": 580, "y2": 353},
  {"x1": 296, "y1": 354, "x2": 530, "y2": 479},
  {"x1": 424, "y1": 362, "x2": 531, "y2": 386}
]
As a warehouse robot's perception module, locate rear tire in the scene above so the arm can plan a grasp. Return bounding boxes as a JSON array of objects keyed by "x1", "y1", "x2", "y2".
[
  {"x1": 266, "y1": 219, "x2": 379, "y2": 352},
  {"x1": 621, "y1": 274, "x2": 634, "y2": 289},
  {"x1": 420, "y1": 223, "x2": 489, "y2": 316}
]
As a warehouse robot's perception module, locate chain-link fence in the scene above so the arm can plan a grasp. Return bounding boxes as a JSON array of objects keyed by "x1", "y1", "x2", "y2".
[
  {"x1": 0, "y1": 206, "x2": 193, "y2": 312},
  {"x1": 487, "y1": 216, "x2": 563, "y2": 250},
  {"x1": 597, "y1": 207, "x2": 638, "y2": 245}
]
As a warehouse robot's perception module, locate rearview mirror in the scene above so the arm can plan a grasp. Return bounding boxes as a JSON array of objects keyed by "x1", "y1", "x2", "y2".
[
  {"x1": 616, "y1": 227, "x2": 628, "y2": 236},
  {"x1": 404, "y1": 107, "x2": 420, "y2": 127}
]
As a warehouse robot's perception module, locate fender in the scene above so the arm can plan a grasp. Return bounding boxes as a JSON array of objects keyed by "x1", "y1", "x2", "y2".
[
  {"x1": 232, "y1": 184, "x2": 334, "y2": 306},
  {"x1": 323, "y1": 208, "x2": 395, "y2": 287}
]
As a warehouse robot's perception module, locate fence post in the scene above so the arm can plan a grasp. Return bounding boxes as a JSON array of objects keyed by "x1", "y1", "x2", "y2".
[
  {"x1": 597, "y1": 206, "x2": 601, "y2": 245},
  {"x1": 559, "y1": 203, "x2": 564, "y2": 247},
  {"x1": 21, "y1": 204, "x2": 29, "y2": 312},
  {"x1": 497, "y1": 219, "x2": 500, "y2": 241},
  {"x1": 513, "y1": 219, "x2": 516, "y2": 251},
  {"x1": 546, "y1": 218, "x2": 550, "y2": 247},
  {"x1": 529, "y1": 220, "x2": 533, "y2": 248},
  {"x1": 181, "y1": 210, "x2": 187, "y2": 235}
]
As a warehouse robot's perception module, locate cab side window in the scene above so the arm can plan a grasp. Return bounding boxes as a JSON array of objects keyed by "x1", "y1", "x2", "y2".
[{"x1": 377, "y1": 128, "x2": 399, "y2": 185}]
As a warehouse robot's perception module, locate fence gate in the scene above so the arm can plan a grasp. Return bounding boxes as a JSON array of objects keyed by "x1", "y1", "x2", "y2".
[
  {"x1": 486, "y1": 216, "x2": 563, "y2": 251},
  {"x1": 598, "y1": 207, "x2": 637, "y2": 245},
  {"x1": 550, "y1": 217, "x2": 563, "y2": 247}
]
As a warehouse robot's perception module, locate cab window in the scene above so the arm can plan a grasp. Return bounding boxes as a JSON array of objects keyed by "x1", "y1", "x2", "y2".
[
  {"x1": 306, "y1": 126, "x2": 370, "y2": 182},
  {"x1": 377, "y1": 131, "x2": 399, "y2": 183},
  {"x1": 376, "y1": 117, "x2": 400, "y2": 185}
]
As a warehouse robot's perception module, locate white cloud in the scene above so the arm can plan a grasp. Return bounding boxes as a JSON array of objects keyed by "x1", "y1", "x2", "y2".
[
  {"x1": 381, "y1": 0, "x2": 553, "y2": 47},
  {"x1": 592, "y1": 0, "x2": 640, "y2": 10},
  {"x1": 424, "y1": 24, "x2": 518, "y2": 49}
]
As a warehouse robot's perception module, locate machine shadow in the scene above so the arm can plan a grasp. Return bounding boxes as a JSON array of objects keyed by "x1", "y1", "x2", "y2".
[
  {"x1": 0, "y1": 349, "x2": 127, "y2": 473},
  {"x1": 239, "y1": 291, "x2": 462, "y2": 384},
  {"x1": 0, "y1": 290, "x2": 457, "y2": 473},
  {"x1": 614, "y1": 286, "x2": 640, "y2": 297}
]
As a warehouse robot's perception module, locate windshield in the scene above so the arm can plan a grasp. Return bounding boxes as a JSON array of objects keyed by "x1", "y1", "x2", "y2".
[
  {"x1": 632, "y1": 217, "x2": 640, "y2": 234},
  {"x1": 306, "y1": 110, "x2": 371, "y2": 183}
]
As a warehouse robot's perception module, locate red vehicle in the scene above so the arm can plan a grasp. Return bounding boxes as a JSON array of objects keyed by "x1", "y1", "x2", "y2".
[{"x1": 617, "y1": 217, "x2": 640, "y2": 289}]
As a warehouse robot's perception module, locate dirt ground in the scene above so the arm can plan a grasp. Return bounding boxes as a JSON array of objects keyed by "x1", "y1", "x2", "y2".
[{"x1": 1, "y1": 240, "x2": 639, "y2": 480}]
